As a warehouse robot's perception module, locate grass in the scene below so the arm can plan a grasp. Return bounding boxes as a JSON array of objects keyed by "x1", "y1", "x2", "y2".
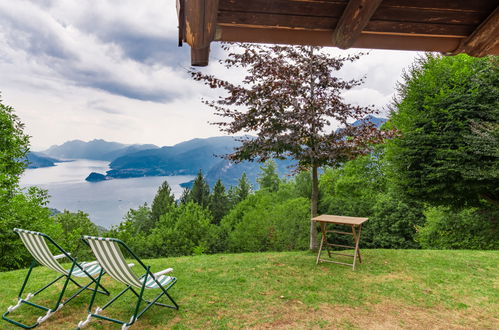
[{"x1": 0, "y1": 250, "x2": 498, "y2": 329}]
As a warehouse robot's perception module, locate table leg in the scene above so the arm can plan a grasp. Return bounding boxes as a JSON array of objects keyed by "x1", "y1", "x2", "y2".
[
  {"x1": 316, "y1": 222, "x2": 326, "y2": 264},
  {"x1": 351, "y1": 224, "x2": 362, "y2": 270}
]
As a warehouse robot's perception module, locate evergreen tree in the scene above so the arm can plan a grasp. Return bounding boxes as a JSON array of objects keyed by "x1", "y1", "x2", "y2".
[
  {"x1": 257, "y1": 159, "x2": 280, "y2": 192},
  {"x1": 227, "y1": 185, "x2": 239, "y2": 209},
  {"x1": 236, "y1": 172, "x2": 252, "y2": 203},
  {"x1": 387, "y1": 54, "x2": 499, "y2": 208},
  {"x1": 189, "y1": 170, "x2": 210, "y2": 207},
  {"x1": 179, "y1": 187, "x2": 190, "y2": 205},
  {"x1": 151, "y1": 180, "x2": 176, "y2": 223},
  {"x1": 210, "y1": 179, "x2": 229, "y2": 224}
]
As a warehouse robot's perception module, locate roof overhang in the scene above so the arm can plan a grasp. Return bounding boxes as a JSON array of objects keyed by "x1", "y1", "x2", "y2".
[{"x1": 177, "y1": 0, "x2": 499, "y2": 66}]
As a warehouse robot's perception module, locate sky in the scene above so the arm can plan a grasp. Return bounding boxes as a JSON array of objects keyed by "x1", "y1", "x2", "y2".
[{"x1": 0, "y1": 0, "x2": 422, "y2": 151}]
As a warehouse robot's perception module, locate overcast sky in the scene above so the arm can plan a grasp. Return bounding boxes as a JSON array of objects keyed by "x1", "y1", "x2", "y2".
[{"x1": 0, "y1": 0, "x2": 422, "y2": 151}]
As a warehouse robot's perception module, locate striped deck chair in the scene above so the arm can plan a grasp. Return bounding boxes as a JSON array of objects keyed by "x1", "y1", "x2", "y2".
[
  {"x1": 2, "y1": 228, "x2": 109, "y2": 329},
  {"x1": 78, "y1": 236, "x2": 178, "y2": 330}
]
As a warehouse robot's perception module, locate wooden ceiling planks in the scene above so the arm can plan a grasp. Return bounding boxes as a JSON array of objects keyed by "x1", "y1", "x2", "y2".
[{"x1": 178, "y1": 0, "x2": 499, "y2": 66}]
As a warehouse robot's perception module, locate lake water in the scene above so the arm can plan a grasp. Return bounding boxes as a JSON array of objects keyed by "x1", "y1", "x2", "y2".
[{"x1": 20, "y1": 160, "x2": 193, "y2": 228}]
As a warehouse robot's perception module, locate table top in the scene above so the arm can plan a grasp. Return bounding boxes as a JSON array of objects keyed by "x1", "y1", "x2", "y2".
[{"x1": 312, "y1": 214, "x2": 368, "y2": 225}]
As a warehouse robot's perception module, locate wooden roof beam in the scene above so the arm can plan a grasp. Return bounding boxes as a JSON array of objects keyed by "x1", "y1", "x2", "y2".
[
  {"x1": 183, "y1": 0, "x2": 219, "y2": 66},
  {"x1": 454, "y1": 6, "x2": 499, "y2": 57},
  {"x1": 333, "y1": 0, "x2": 383, "y2": 49}
]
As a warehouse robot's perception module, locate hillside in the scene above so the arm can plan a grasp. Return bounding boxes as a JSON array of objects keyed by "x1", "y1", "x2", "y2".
[
  {"x1": 25, "y1": 152, "x2": 62, "y2": 169},
  {"x1": 0, "y1": 250, "x2": 497, "y2": 329},
  {"x1": 101, "y1": 136, "x2": 246, "y2": 183},
  {"x1": 43, "y1": 139, "x2": 158, "y2": 161}
]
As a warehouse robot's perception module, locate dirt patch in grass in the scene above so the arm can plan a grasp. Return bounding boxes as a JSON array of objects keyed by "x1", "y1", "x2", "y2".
[{"x1": 241, "y1": 299, "x2": 498, "y2": 329}]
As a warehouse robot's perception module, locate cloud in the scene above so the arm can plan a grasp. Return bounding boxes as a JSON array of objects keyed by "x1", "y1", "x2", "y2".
[{"x1": 0, "y1": 0, "x2": 193, "y2": 102}]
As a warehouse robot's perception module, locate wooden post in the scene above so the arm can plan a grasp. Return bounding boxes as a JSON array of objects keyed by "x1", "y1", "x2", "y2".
[{"x1": 183, "y1": 0, "x2": 219, "y2": 66}]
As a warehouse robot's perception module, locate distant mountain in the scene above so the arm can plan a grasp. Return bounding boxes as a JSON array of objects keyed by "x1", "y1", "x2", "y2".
[
  {"x1": 104, "y1": 136, "x2": 242, "y2": 179},
  {"x1": 26, "y1": 152, "x2": 62, "y2": 169},
  {"x1": 42, "y1": 139, "x2": 158, "y2": 161},
  {"x1": 352, "y1": 115, "x2": 387, "y2": 128},
  {"x1": 84, "y1": 115, "x2": 387, "y2": 185}
]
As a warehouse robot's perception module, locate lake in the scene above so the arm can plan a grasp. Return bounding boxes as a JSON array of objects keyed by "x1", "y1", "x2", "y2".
[{"x1": 20, "y1": 159, "x2": 193, "y2": 228}]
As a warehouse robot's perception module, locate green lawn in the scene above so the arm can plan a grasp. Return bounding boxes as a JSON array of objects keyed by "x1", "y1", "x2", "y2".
[{"x1": 1, "y1": 250, "x2": 498, "y2": 329}]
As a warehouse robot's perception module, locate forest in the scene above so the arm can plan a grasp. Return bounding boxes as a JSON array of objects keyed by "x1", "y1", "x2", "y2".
[{"x1": 0, "y1": 53, "x2": 497, "y2": 271}]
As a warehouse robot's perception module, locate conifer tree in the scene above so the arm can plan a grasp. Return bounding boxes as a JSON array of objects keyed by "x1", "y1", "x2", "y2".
[
  {"x1": 151, "y1": 180, "x2": 176, "y2": 223},
  {"x1": 235, "y1": 172, "x2": 251, "y2": 203},
  {"x1": 189, "y1": 170, "x2": 210, "y2": 207},
  {"x1": 257, "y1": 159, "x2": 280, "y2": 192},
  {"x1": 210, "y1": 179, "x2": 229, "y2": 224},
  {"x1": 179, "y1": 188, "x2": 190, "y2": 205}
]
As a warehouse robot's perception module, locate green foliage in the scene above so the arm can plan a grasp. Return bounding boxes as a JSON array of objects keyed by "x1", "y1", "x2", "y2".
[
  {"x1": 320, "y1": 154, "x2": 385, "y2": 217},
  {"x1": 292, "y1": 170, "x2": 312, "y2": 199},
  {"x1": 319, "y1": 154, "x2": 425, "y2": 249},
  {"x1": 256, "y1": 159, "x2": 280, "y2": 192},
  {"x1": 0, "y1": 187, "x2": 58, "y2": 271},
  {"x1": 0, "y1": 95, "x2": 30, "y2": 196},
  {"x1": 235, "y1": 172, "x2": 251, "y2": 203},
  {"x1": 0, "y1": 98, "x2": 60, "y2": 271},
  {"x1": 417, "y1": 206, "x2": 498, "y2": 250},
  {"x1": 179, "y1": 187, "x2": 190, "y2": 204},
  {"x1": 209, "y1": 179, "x2": 229, "y2": 225},
  {"x1": 188, "y1": 170, "x2": 210, "y2": 207},
  {"x1": 224, "y1": 192, "x2": 309, "y2": 252},
  {"x1": 387, "y1": 54, "x2": 499, "y2": 208},
  {"x1": 53, "y1": 210, "x2": 99, "y2": 260},
  {"x1": 150, "y1": 202, "x2": 218, "y2": 257},
  {"x1": 364, "y1": 192, "x2": 424, "y2": 249},
  {"x1": 151, "y1": 180, "x2": 176, "y2": 226},
  {"x1": 108, "y1": 204, "x2": 152, "y2": 257}
]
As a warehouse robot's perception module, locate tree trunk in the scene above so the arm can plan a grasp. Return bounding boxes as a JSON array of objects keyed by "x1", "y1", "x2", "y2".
[{"x1": 310, "y1": 165, "x2": 319, "y2": 250}]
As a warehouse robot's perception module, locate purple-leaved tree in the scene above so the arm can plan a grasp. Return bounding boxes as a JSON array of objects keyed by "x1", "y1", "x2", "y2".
[{"x1": 191, "y1": 44, "x2": 391, "y2": 250}]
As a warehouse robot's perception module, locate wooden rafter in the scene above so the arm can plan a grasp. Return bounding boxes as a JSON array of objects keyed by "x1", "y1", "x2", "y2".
[
  {"x1": 216, "y1": 25, "x2": 462, "y2": 52},
  {"x1": 333, "y1": 0, "x2": 384, "y2": 49},
  {"x1": 454, "y1": 6, "x2": 499, "y2": 57}
]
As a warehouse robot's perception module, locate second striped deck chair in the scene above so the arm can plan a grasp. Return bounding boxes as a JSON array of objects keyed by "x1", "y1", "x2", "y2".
[
  {"x1": 2, "y1": 228, "x2": 109, "y2": 329},
  {"x1": 78, "y1": 236, "x2": 178, "y2": 330}
]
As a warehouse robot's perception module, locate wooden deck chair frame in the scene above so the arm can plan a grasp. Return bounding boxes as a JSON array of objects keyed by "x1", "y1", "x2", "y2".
[
  {"x1": 2, "y1": 228, "x2": 110, "y2": 329},
  {"x1": 78, "y1": 236, "x2": 178, "y2": 330}
]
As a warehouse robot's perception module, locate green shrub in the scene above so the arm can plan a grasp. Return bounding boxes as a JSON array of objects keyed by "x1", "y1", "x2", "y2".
[
  {"x1": 362, "y1": 193, "x2": 424, "y2": 249},
  {"x1": 416, "y1": 206, "x2": 498, "y2": 250},
  {"x1": 149, "y1": 202, "x2": 218, "y2": 257},
  {"x1": 0, "y1": 187, "x2": 60, "y2": 271},
  {"x1": 226, "y1": 193, "x2": 309, "y2": 252}
]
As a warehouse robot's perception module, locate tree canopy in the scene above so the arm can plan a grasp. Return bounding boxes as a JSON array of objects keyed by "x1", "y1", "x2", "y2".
[
  {"x1": 387, "y1": 54, "x2": 499, "y2": 208},
  {"x1": 0, "y1": 94, "x2": 29, "y2": 197},
  {"x1": 151, "y1": 180, "x2": 176, "y2": 224}
]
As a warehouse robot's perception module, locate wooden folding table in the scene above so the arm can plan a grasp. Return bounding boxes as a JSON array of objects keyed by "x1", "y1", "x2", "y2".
[{"x1": 312, "y1": 215, "x2": 368, "y2": 270}]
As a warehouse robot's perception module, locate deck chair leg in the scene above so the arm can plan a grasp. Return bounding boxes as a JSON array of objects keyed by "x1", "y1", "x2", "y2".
[
  {"x1": 131, "y1": 278, "x2": 179, "y2": 310},
  {"x1": 17, "y1": 261, "x2": 36, "y2": 299},
  {"x1": 2, "y1": 266, "x2": 66, "y2": 329}
]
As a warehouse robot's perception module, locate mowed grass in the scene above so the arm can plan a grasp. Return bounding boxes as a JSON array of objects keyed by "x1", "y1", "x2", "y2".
[{"x1": 0, "y1": 250, "x2": 498, "y2": 329}]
